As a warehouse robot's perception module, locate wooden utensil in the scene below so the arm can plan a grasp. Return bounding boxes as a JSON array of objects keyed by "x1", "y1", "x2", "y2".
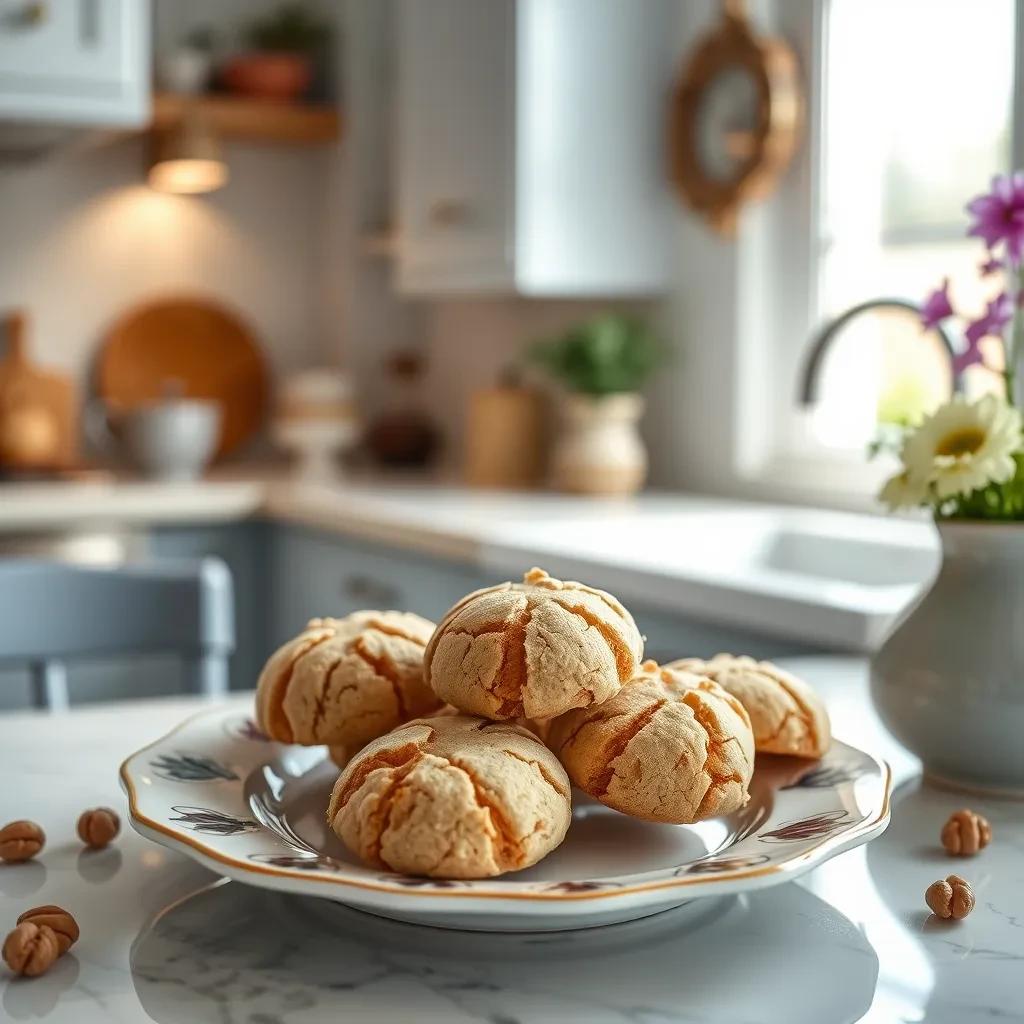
[
  {"x1": 464, "y1": 384, "x2": 546, "y2": 488},
  {"x1": 96, "y1": 297, "x2": 269, "y2": 459},
  {"x1": 0, "y1": 311, "x2": 77, "y2": 473}
]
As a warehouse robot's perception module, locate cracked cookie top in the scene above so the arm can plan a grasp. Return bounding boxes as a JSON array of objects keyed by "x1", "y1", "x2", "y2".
[
  {"x1": 546, "y1": 661, "x2": 755, "y2": 824},
  {"x1": 666, "y1": 655, "x2": 831, "y2": 759},
  {"x1": 255, "y1": 611, "x2": 441, "y2": 751},
  {"x1": 327, "y1": 714, "x2": 572, "y2": 879},
  {"x1": 424, "y1": 567, "x2": 644, "y2": 721}
]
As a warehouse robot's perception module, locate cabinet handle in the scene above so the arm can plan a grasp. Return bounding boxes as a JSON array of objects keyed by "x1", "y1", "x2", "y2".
[
  {"x1": 428, "y1": 199, "x2": 472, "y2": 227},
  {"x1": 341, "y1": 574, "x2": 402, "y2": 608}
]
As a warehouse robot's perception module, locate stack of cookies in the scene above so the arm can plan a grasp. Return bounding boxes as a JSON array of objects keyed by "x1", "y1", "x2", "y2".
[{"x1": 255, "y1": 567, "x2": 832, "y2": 880}]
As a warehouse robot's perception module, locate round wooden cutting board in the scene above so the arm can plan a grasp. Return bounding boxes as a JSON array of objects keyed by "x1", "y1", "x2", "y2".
[{"x1": 97, "y1": 298, "x2": 269, "y2": 459}]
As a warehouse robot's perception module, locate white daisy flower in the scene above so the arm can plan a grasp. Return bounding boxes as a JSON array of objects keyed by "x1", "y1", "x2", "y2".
[
  {"x1": 900, "y1": 394, "x2": 1022, "y2": 500},
  {"x1": 878, "y1": 469, "x2": 930, "y2": 510}
]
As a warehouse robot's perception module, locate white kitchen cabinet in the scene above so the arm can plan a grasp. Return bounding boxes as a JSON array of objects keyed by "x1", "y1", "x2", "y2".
[
  {"x1": 394, "y1": 0, "x2": 675, "y2": 297},
  {"x1": 0, "y1": 0, "x2": 149, "y2": 127}
]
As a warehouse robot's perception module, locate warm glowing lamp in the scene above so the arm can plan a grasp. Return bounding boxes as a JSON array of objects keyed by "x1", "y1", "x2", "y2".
[{"x1": 147, "y1": 109, "x2": 228, "y2": 195}]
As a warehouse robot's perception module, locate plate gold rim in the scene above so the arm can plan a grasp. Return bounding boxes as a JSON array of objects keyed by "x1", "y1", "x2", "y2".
[{"x1": 120, "y1": 707, "x2": 892, "y2": 904}]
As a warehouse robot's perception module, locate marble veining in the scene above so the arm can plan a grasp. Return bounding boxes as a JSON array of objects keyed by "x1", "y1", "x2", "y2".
[
  {"x1": 2, "y1": 660, "x2": 1023, "y2": 1023},
  {"x1": 129, "y1": 882, "x2": 878, "y2": 1024}
]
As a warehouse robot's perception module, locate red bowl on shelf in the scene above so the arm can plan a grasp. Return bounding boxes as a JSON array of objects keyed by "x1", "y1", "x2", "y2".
[{"x1": 220, "y1": 52, "x2": 312, "y2": 102}]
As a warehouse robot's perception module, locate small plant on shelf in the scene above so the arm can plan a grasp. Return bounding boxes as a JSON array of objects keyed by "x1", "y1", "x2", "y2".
[
  {"x1": 223, "y1": 3, "x2": 333, "y2": 103},
  {"x1": 528, "y1": 314, "x2": 662, "y2": 396},
  {"x1": 243, "y1": 3, "x2": 332, "y2": 55}
]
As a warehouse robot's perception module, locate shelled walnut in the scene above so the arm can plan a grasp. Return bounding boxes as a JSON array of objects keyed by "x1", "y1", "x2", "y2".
[
  {"x1": 77, "y1": 807, "x2": 120, "y2": 849},
  {"x1": 0, "y1": 820, "x2": 45, "y2": 862},
  {"x1": 2, "y1": 922, "x2": 60, "y2": 977},
  {"x1": 16, "y1": 906, "x2": 79, "y2": 956},
  {"x1": 925, "y1": 874, "x2": 975, "y2": 920},
  {"x1": 940, "y1": 809, "x2": 991, "y2": 856}
]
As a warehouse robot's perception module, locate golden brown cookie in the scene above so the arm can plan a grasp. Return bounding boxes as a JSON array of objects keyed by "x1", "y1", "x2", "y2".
[
  {"x1": 546, "y1": 662, "x2": 755, "y2": 824},
  {"x1": 327, "y1": 714, "x2": 571, "y2": 879},
  {"x1": 327, "y1": 704, "x2": 460, "y2": 769},
  {"x1": 424, "y1": 568, "x2": 643, "y2": 721},
  {"x1": 668, "y1": 655, "x2": 831, "y2": 758},
  {"x1": 256, "y1": 611, "x2": 442, "y2": 753}
]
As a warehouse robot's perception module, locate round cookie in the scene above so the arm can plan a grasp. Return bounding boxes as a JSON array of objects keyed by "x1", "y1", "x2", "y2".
[
  {"x1": 667, "y1": 654, "x2": 831, "y2": 758},
  {"x1": 425, "y1": 567, "x2": 644, "y2": 721},
  {"x1": 328, "y1": 704, "x2": 459, "y2": 769},
  {"x1": 546, "y1": 662, "x2": 755, "y2": 824},
  {"x1": 327, "y1": 714, "x2": 571, "y2": 879},
  {"x1": 256, "y1": 611, "x2": 441, "y2": 753}
]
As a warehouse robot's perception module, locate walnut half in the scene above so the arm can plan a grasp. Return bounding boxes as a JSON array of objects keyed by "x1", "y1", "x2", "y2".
[
  {"x1": 925, "y1": 874, "x2": 975, "y2": 920},
  {"x1": 16, "y1": 905, "x2": 79, "y2": 956},
  {"x1": 77, "y1": 807, "x2": 120, "y2": 849},
  {"x1": 2, "y1": 922, "x2": 60, "y2": 977},
  {"x1": 940, "y1": 808, "x2": 991, "y2": 856},
  {"x1": 0, "y1": 820, "x2": 45, "y2": 862}
]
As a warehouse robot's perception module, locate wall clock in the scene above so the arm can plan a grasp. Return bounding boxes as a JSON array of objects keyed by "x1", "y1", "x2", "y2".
[{"x1": 669, "y1": 0, "x2": 803, "y2": 235}]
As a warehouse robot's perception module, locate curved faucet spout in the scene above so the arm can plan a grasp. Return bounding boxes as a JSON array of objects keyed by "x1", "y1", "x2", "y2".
[{"x1": 797, "y1": 297, "x2": 962, "y2": 406}]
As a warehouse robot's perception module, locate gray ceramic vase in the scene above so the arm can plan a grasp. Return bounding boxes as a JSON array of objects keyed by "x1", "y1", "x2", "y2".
[{"x1": 871, "y1": 520, "x2": 1024, "y2": 796}]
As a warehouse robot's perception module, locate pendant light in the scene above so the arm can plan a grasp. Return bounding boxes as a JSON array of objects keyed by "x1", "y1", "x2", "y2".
[{"x1": 147, "y1": 106, "x2": 228, "y2": 195}]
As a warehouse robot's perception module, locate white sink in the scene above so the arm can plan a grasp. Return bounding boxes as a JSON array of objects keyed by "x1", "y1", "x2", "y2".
[{"x1": 481, "y1": 503, "x2": 939, "y2": 652}]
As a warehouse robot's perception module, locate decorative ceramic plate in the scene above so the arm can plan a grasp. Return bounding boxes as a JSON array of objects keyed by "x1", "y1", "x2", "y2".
[{"x1": 121, "y1": 707, "x2": 891, "y2": 932}]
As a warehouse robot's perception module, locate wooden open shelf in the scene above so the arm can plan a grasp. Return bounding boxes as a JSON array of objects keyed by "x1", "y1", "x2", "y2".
[{"x1": 151, "y1": 92, "x2": 342, "y2": 145}]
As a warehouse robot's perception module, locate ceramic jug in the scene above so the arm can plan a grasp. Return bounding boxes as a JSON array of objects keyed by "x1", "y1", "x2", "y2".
[{"x1": 871, "y1": 520, "x2": 1024, "y2": 796}]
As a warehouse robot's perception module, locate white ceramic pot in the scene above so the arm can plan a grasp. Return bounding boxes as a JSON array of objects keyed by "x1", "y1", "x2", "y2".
[
  {"x1": 272, "y1": 368, "x2": 358, "y2": 480},
  {"x1": 552, "y1": 393, "x2": 647, "y2": 496},
  {"x1": 88, "y1": 399, "x2": 221, "y2": 481},
  {"x1": 123, "y1": 400, "x2": 221, "y2": 480},
  {"x1": 156, "y1": 47, "x2": 213, "y2": 95},
  {"x1": 870, "y1": 520, "x2": 1024, "y2": 796}
]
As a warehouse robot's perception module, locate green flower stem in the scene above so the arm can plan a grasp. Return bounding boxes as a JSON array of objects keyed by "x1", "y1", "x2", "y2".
[{"x1": 1007, "y1": 265, "x2": 1024, "y2": 406}]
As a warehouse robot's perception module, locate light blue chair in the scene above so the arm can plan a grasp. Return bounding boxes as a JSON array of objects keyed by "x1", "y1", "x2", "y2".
[{"x1": 0, "y1": 558, "x2": 234, "y2": 710}]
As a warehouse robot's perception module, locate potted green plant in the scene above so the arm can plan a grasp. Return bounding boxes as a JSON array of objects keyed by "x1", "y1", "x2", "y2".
[
  {"x1": 222, "y1": 3, "x2": 331, "y2": 103},
  {"x1": 529, "y1": 313, "x2": 661, "y2": 495}
]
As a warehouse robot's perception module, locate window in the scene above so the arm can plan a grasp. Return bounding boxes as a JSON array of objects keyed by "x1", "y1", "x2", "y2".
[
  {"x1": 814, "y1": 0, "x2": 1014, "y2": 445},
  {"x1": 734, "y1": 0, "x2": 1020, "y2": 503}
]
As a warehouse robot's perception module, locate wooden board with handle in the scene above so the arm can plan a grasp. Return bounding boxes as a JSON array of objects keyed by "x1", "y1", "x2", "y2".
[
  {"x1": 0, "y1": 311, "x2": 77, "y2": 473},
  {"x1": 96, "y1": 297, "x2": 269, "y2": 459}
]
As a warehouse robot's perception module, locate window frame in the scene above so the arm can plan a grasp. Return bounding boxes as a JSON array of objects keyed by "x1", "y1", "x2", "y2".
[{"x1": 722, "y1": 0, "x2": 1024, "y2": 510}]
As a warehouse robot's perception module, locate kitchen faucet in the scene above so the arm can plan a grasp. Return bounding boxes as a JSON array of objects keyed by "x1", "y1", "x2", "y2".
[{"x1": 797, "y1": 297, "x2": 963, "y2": 406}]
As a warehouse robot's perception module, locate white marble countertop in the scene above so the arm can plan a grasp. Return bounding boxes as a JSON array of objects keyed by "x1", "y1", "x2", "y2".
[
  {"x1": 1, "y1": 657, "x2": 1020, "y2": 1023},
  {"x1": 0, "y1": 475, "x2": 938, "y2": 651}
]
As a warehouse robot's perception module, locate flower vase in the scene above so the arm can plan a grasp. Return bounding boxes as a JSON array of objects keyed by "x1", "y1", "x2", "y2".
[
  {"x1": 552, "y1": 394, "x2": 647, "y2": 496},
  {"x1": 870, "y1": 520, "x2": 1024, "y2": 796}
]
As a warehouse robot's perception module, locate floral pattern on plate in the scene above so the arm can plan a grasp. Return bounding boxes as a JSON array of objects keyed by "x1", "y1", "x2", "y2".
[
  {"x1": 169, "y1": 806, "x2": 259, "y2": 836},
  {"x1": 150, "y1": 753, "x2": 239, "y2": 782},
  {"x1": 223, "y1": 716, "x2": 271, "y2": 743},
  {"x1": 782, "y1": 761, "x2": 870, "y2": 790},
  {"x1": 248, "y1": 853, "x2": 346, "y2": 871},
  {"x1": 120, "y1": 706, "x2": 892, "y2": 931},
  {"x1": 759, "y1": 810, "x2": 851, "y2": 843},
  {"x1": 679, "y1": 854, "x2": 770, "y2": 875}
]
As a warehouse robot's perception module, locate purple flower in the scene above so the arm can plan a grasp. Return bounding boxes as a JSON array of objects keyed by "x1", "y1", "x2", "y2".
[
  {"x1": 966, "y1": 173, "x2": 1024, "y2": 266},
  {"x1": 980, "y1": 256, "x2": 1003, "y2": 276},
  {"x1": 967, "y1": 292, "x2": 1014, "y2": 341},
  {"x1": 955, "y1": 292, "x2": 1015, "y2": 374},
  {"x1": 920, "y1": 278, "x2": 954, "y2": 329}
]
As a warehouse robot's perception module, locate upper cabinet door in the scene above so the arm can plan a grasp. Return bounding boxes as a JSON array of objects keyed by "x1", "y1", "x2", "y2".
[
  {"x1": 395, "y1": 0, "x2": 516, "y2": 294},
  {"x1": 0, "y1": 0, "x2": 149, "y2": 127},
  {"x1": 392, "y1": 0, "x2": 675, "y2": 297}
]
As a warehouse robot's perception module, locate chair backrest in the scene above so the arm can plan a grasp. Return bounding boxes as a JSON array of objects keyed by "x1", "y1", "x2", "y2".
[{"x1": 0, "y1": 558, "x2": 235, "y2": 709}]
